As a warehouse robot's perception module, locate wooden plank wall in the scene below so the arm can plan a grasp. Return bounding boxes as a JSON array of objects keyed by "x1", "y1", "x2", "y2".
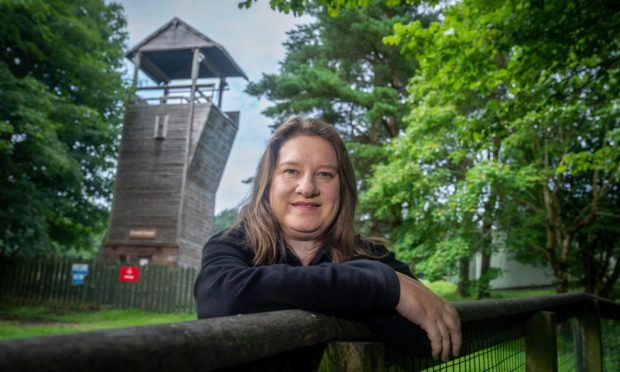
[
  {"x1": 0, "y1": 258, "x2": 197, "y2": 313},
  {"x1": 105, "y1": 100, "x2": 237, "y2": 270},
  {"x1": 106, "y1": 104, "x2": 194, "y2": 247},
  {"x1": 178, "y1": 106, "x2": 238, "y2": 269}
]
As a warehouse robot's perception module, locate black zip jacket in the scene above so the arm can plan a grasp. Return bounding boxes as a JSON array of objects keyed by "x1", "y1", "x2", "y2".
[{"x1": 194, "y1": 226, "x2": 431, "y2": 356}]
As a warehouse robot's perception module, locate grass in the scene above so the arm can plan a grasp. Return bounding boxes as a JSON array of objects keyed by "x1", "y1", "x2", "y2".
[
  {"x1": 0, "y1": 304, "x2": 196, "y2": 341},
  {"x1": 422, "y1": 280, "x2": 556, "y2": 302}
]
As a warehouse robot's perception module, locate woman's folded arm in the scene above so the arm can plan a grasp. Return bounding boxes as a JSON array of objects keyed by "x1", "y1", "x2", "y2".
[{"x1": 194, "y1": 235, "x2": 401, "y2": 318}]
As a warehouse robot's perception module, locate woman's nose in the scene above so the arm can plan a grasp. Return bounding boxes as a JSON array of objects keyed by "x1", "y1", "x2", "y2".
[{"x1": 296, "y1": 174, "x2": 319, "y2": 197}]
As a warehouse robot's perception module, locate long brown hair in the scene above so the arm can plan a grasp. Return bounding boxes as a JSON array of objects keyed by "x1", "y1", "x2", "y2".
[{"x1": 236, "y1": 116, "x2": 368, "y2": 265}]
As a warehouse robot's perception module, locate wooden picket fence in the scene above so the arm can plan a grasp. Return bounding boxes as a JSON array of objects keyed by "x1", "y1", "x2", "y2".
[{"x1": 0, "y1": 257, "x2": 198, "y2": 313}]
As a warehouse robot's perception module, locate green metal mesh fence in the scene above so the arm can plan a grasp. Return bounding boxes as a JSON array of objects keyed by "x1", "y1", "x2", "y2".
[
  {"x1": 381, "y1": 315, "x2": 620, "y2": 372},
  {"x1": 556, "y1": 318, "x2": 579, "y2": 371},
  {"x1": 385, "y1": 316, "x2": 526, "y2": 371}
]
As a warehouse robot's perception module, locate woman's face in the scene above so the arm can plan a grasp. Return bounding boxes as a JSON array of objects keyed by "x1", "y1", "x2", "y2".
[{"x1": 269, "y1": 135, "x2": 340, "y2": 242}]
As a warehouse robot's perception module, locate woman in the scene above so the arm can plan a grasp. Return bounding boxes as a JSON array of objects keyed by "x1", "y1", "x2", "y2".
[{"x1": 194, "y1": 117, "x2": 461, "y2": 361}]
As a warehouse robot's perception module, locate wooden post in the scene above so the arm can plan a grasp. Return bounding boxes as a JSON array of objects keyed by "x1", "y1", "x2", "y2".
[
  {"x1": 579, "y1": 300, "x2": 602, "y2": 372},
  {"x1": 525, "y1": 311, "x2": 557, "y2": 372},
  {"x1": 131, "y1": 52, "x2": 141, "y2": 90},
  {"x1": 318, "y1": 342, "x2": 385, "y2": 372},
  {"x1": 161, "y1": 83, "x2": 169, "y2": 105},
  {"x1": 189, "y1": 49, "x2": 200, "y2": 105},
  {"x1": 217, "y1": 78, "x2": 226, "y2": 107},
  {"x1": 175, "y1": 47, "x2": 201, "y2": 244},
  {"x1": 127, "y1": 51, "x2": 141, "y2": 107}
]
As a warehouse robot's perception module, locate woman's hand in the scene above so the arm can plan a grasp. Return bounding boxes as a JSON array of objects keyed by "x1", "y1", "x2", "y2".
[{"x1": 395, "y1": 272, "x2": 462, "y2": 361}]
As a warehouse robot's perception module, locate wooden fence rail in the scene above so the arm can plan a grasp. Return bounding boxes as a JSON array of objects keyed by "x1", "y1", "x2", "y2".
[
  {"x1": 0, "y1": 257, "x2": 197, "y2": 313},
  {"x1": 0, "y1": 293, "x2": 618, "y2": 371}
]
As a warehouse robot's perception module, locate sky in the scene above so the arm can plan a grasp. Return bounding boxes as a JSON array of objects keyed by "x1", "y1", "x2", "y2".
[{"x1": 116, "y1": 0, "x2": 312, "y2": 214}]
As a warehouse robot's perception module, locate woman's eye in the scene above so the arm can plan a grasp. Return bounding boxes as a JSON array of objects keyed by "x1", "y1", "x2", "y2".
[
  {"x1": 283, "y1": 169, "x2": 298, "y2": 176},
  {"x1": 317, "y1": 171, "x2": 334, "y2": 179}
]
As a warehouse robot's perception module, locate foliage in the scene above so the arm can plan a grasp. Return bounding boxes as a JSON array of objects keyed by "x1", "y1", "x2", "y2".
[
  {"x1": 238, "y1": 0, "x2": 431, "y2": 16},
  {"x1": 0, "y1": 0, "x2": 128, "y2": 256},
  {"x1": 367, "y1": 0, "x2": 620, "y2": 294},
  {"x1": 213, "y1": 208, "x2": 239, "y2": 234},
  {"x1": 246, "y1": 1, "x2": 421, "y2": 140},
  {"x1": 420, "y1": 279, "x2": 456, "y2": 300}
]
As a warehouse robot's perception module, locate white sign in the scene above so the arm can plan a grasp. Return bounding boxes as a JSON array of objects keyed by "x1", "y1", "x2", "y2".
[{"x1": 71, "y1": 263, "x2": 89, "y2": 285}]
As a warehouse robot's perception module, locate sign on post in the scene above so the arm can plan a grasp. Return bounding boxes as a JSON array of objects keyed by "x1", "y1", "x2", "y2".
[
  {"x1": 71, "y1": 263, "x2": 89, "y2": 285},
  {"x1": 129, "y1": 228, "x2": 156, "y2": 239},
  {"x1": 119, "y1": 266, "x2": 140, "y2": 283}
]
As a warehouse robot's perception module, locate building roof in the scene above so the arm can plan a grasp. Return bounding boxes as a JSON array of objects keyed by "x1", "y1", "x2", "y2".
[{"x1": 126, "y1": 17, "x2": 248, "y2": 83}]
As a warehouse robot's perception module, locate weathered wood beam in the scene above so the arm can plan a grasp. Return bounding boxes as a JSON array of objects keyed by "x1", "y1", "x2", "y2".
[
  {"x1": 217, "y1": 78, "x2": 226, "y2": 107},
  {"x1": 319, "y1": 342, "x2": 386, "y2": 372},
  {"x1": 0, "y1": 311, "x2": 373, "y2": 372},
  {"x1": 140, "y1": 56, "x2": 170, "y2": 84},
  {"x1": 175, "y1": 47, "x2": 202, "y2": 245},
  {"x1": 200, "y1": 52, "x2": 225, "y2": 79},
  {"x1": 131, "y1": 52, "x2": 141, "y2": 90},
  {"x1": 525, "y1": 311, "x2": 557, "y2": 372},
  {"x1": 136, "y1": 83, "x2": 215, "y2": 91},
  {"x1": 456, "y1": 292, "x2": 592, "y2": 322},
  {"x1": 579, "y1": 300, "x2": 602, "y2": 372}
]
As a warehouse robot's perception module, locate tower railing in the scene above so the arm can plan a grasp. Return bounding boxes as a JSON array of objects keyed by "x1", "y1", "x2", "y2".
[{"x1": 133, "y1": 83, "x2": 218, "y2": 105}]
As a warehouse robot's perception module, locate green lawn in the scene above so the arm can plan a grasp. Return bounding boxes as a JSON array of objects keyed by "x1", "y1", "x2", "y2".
[
  {"x1": 0, "y1": 304, "x2": 196, "y2": 341},
  {"x1": 422, "y1": 279, "x2": 556, "y2": 302}
]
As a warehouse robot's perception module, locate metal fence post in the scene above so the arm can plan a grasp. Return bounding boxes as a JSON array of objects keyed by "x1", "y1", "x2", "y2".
[
  {"x1": 526, "y1": 311, "x2": 558, "y2": 372},
  {"x1": 580, "y1": 300, "x2": 602, "y2": 372}
]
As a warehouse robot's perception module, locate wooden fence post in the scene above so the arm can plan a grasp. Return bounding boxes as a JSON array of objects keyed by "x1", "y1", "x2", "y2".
[
  {"x1": 319, "y1": 341, "x2": 385, "y2": 372},
  {"x1": 580, "y1": 300, "x2": 602, "y2": 372},
  {"x1": 526, "y1": 311, "x2": 557, "y2": 372}
]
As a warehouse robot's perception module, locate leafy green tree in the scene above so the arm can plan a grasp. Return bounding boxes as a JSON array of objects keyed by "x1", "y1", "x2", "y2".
[
  {"x1": 370, "y1": 0, "x2": 620, "y2": 294},
  {"x1": 0, "y1": 0, "x2": 128, "y2": 257},
  {"x1": 244, "y1": 0, "x2": 620, "y2": 295}
]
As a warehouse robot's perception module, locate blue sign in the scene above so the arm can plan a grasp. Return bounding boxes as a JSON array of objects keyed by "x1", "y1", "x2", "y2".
[{"x1": 71, "y1": 263, "x2": 89, "y2": 285}]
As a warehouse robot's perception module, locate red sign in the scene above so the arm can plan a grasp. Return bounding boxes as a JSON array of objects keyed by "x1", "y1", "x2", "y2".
[{"x1": 119, "y1": 266, "x2": 140, "y2": 283}]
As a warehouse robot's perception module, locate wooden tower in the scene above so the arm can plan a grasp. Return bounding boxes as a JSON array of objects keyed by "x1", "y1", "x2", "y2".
[{"x1": 101, "y1": 18, "x2": 247, "y2": 269}]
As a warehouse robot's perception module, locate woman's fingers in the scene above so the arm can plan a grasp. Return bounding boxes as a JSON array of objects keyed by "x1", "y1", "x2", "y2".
[
  {"x1": 439, "y1": 321, "x2": 451, "y2": 361},
  {"x1": 442, "y1": 303, "x2": 462, "y2": 357},
  {"x1": 423, "y1": 321, "x2": 442, "y2": 360},
  {"x1": 395, "y1": 272, "x2": 463, "y2": 361},
  {"x1": 423, "y1": 315, "x2": 452, "y2": 361}
]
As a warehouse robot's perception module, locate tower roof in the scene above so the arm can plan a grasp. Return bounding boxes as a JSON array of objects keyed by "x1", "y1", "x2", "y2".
[{"x1": 126, "y1": 17, "x2": 248, "y2": 83}]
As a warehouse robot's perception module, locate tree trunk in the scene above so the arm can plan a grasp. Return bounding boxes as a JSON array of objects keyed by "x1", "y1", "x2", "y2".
[
  {"x1": 458, "y1": 257, "x2": 470, "y2": 297},
  {"x1": 478, "y1": 252, "x2": 492, "y2": 299},
  {"x1": 477, "y1": 137, "x2": 500, "y2": 299},
  {"x1": 556, "y1": 272, "x2": 569, "y2": 293}
]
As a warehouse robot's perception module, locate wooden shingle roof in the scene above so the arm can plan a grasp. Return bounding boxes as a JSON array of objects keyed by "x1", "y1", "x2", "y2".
[{"x1": 126, "y1": 17, "x2": 247, "y2": 83}]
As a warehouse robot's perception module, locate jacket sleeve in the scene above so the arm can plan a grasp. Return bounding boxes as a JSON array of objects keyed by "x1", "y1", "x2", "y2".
[
  {"x1": 354, "y1": 243, "x2": 415, "y2": 278},
  {"x1": 194, "y1": 232, "x2": 401, "y2": 319},
  {"x1": 352, "y1": 242, "x2": 433, "y2": 357}
]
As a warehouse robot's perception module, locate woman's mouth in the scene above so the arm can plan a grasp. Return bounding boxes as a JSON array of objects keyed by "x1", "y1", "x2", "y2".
[{"x1": 291, "y1": 202, "x2": 321, "y2": 211}]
